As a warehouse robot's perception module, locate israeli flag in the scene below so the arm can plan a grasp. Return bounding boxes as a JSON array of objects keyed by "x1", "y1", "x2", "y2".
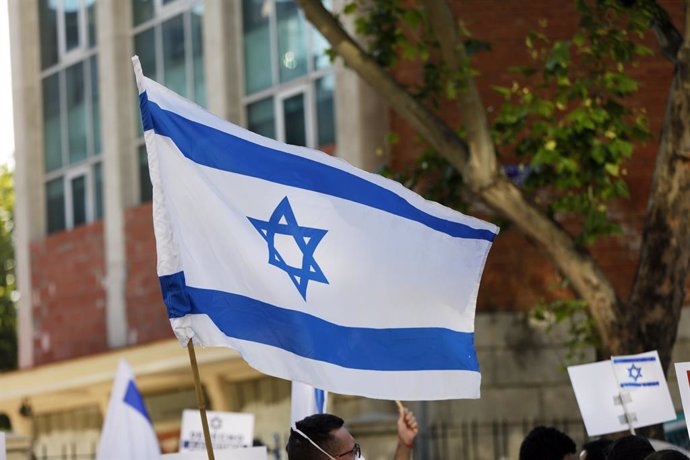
[
  {"x1": 613, "y1": 350, "x2": 665, "y2": 389},
  {"x1": 133, "y1": 56, "x2": 498, "y2": 400},
  {"x1": 96, "y1": 359, "x2": 160, "y2": 460}
]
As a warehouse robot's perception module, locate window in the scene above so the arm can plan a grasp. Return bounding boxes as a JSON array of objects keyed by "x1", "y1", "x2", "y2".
[
  {"x1": 132, "y1": 0, "x2": 205, "y2": 106},
  {"x1": 133, "y1": 0, "x2": 205, "y2": 202},
  {"x1": 39, "y1": 0, "x2": 101, "y2": 234},
  {"x1": 242, "y1": 0, "x2": 336, "y2": 149}
]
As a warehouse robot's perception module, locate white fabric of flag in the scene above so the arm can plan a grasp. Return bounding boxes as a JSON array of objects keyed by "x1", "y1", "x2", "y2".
[
  {"x1": 96, "y1": 359, "x2": 160, "y2": 460},
  {"x1": 133, "y1": 56, "x2": 498, "y2": 400},
  {"x1": 291, "y1": 382, "x2": 328, "y2": 426}
]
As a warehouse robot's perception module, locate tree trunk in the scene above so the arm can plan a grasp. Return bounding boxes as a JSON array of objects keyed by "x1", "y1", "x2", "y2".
[{"x1": 627, "y1": 21, "x2": 690, "y2": 372}]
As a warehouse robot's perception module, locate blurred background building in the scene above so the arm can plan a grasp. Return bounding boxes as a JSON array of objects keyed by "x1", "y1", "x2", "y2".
[{"x1": 2, "y1": 0, "x2": 690, "y2": 459}]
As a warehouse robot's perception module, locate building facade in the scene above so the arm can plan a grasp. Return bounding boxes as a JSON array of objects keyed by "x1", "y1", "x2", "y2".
[{"x1": 3, "y1": 0, "x2": 690, "y2": 459}]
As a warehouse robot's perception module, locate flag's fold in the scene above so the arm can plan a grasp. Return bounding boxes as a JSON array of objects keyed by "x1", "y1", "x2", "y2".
[{"x1": 132, "y1": 55, "x2": 498, "y2": 401}]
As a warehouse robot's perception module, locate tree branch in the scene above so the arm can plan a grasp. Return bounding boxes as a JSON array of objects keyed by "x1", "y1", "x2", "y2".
[
  {"x1": 295, "y1": 0, "x2": 470, "y2": 172},
  {"x1": 625, "y1": 0, "x2": 684, "y2": 63},
  {"x1": 421, "y1": 0, "x2": 496, "y2": 188}
]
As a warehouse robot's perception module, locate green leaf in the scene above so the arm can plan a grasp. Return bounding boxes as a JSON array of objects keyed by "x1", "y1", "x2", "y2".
[
  {"x1": 344, "y1": 2, "x2": 358, "y2": 15},
  {"x1": 604, "y1": 163, "x2": 619, "y2": 176}
]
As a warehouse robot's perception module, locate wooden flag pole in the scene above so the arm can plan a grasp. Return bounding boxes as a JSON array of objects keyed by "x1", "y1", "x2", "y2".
[
  {"x1": 395, "y1": 400, "x2": 405, "y2": 414},
  {"x1": 187, "y1": 339, "x2": 216, "y2": 460}
]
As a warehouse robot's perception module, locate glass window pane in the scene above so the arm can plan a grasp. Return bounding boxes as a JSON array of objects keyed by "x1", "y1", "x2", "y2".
[
  {"x1": 90, "y1": 56, "x2": 101, "y2": 155},
  {"x1": 71, "y1": 175, "x2": 87, "y2": 227},
  {"x1": 163, "y1": 15, "x2": 187, "y2": 97},
  {"x1": 242, "y1": 0, "x2": 272, "y2": 94},
  {"x1": 46, "y1": 178, "x2": 66, "y2": 233},
  {"x1": 38, "y1": 0, "x2": 59, "y2": 69},
  {"x1": 64, "y1": 0, "x2": 81, "y2": 52},
  {"x1": 42, "y1": 73, "x2": 62, "y2": 172},
  {"x1": 132, "y1": 0, "x2": 154, "y2": 26},
  {"x1": 87, "y1": 0, "x2": 97, "y2": 48},
  {"x1": 316, "y1": 75, "x2": 336, "y2": 146},
  {"x1": 139, "y1": 145, "x2": 152, "y2": 203},
  {"x1": 282, "y1": 93, "x2": 306, "y2": 146},
  {"x1": 247, "y1": 98, "x2": 275, "y2": 139},
  {"x1": 93, "y1": 163, "x2": 103, "y2": 219},
  {"x1": 134, "y1": 28, "x2": 156, "y2": 78},
  {"x1": 191, "y1": 5, "x2": 206, "y2": 107},
  {"x1": 277, "y1": 1, "x2": 307, "y2": 83},
  {"x1": 65, "y1": 62, "x2": 88, "y2": 164}
]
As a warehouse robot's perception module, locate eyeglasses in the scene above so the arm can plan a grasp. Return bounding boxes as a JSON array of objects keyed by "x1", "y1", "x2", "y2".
[
  {"x1": 292, "y1": 426, "x2": 362, "y2": 459},
  {"x1": 335, "y1": 442, "x2": 361, "y2": 458}
]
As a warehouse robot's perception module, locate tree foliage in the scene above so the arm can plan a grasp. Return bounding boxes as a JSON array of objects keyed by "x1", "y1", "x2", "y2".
[
  {"x1": 347, "y1": 0, "x2": 656, "y2": 346},
  {"x1": 297, "y1": 0, "x2": 690, "y2": 372},
  {"x1": 359, "y1": 0, "x2": 653, "y2": 243},
  {"x1": 0, "y1": 164, "x2": 16, "y2": 372}
]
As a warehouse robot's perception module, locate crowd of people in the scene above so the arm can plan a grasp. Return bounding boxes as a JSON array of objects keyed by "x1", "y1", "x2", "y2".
[
  {"x1": 286, "y1": 409, "x2": 689, "y2": 460},
  {"x1": 520, "y1": 425, "x2": 689, "y2": 460}
]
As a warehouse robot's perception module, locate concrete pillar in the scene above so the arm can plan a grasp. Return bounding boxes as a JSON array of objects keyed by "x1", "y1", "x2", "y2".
[
  {"x1": 5, "y1": 405, "x2": 32, "y2": 437},
  {"x1": 331, "y1": 0, "x2": 390, "y2": 171},
  {"x1": 97, "y1": 0, "x2": 137, "y2": 348},
  {"x1": 202, "y1": 374, "x2": 231, "y2": 412},
  {"x1": 8, "y1": 0, "x2": 43, "y2": 368},
  {"x1": 202, "y1": 0, "x2": 243, "y2": 124},
  {"x1": 334, "y1": 65, "x2": 390, "y2": 171}
]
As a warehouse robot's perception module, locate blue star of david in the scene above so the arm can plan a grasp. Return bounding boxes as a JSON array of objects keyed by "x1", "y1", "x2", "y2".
[
  {"x1": 628, "y1": 364, "x2": 643, "y2": 382},
  {"x1": 248, "y1": 197, "x2": 328, "y2": 300}
]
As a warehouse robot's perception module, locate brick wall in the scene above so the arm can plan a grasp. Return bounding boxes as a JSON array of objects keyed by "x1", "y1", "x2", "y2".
[
  {"x1": 30, "y1": 222, "x2": 107, "y2": 365},
  {"x1": 388, "y1": 0, "x2": 687, "y2": 311},
  {"x1": 125, "y1": 202, "x2": 172, "y2": 344}
]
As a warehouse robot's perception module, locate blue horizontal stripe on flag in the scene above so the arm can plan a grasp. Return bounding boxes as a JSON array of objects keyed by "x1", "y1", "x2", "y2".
[
  {"x1": 620, "y1": 382, "x2": 660, "y2": 387},
  {"x1": 139, "y1": 92, "x2": 496, "y2": 242},
  {"x1": 612, "y1": 357, "x2": 657, "y2": 363},
  {"x1": 160, "y1": 271, "x2": 480, "y2": 372}
]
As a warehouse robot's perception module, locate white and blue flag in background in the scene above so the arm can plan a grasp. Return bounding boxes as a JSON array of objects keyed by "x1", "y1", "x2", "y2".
[
  {"x1": 291, "y1": 382, "x2": 327, "y2": 426},
  {"x1": 133, "y1": 55, "x2": 498, "y2": 401},
  {"x1": 96, "y1": 359, "x2": 160, "y2": 460}
]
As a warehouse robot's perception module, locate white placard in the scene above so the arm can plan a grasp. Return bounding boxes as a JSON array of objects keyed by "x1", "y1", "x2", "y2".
[
  {"x1": 568, "y1": 350, "x2": 676, "y2": 436},
  {"x1": 674, "y1": 361, "x2": 690, "y2": 440},
  {"x1": 179, "y1": 410, "x2": 254, "y2": 452},
  {"x1": 0, "y1": 431, "x2": 5, "y2": 460},
  {"x1": 162, "y1": 446, "x2": 267, "y2": 460}
]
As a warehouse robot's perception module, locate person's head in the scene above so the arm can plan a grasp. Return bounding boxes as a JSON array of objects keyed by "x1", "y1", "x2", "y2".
[
  {"x1": 519, "y1": 426, "x2": 577, "y2": 460},
  {"x1": 607, "y1": 435, "x2": 655, "y2": 460},
  {"x1": 286, "y1": 413, "x2": 361, "y2": 460},
  {"x1": 579, "y1": 438, "x2": 613, "y2": 460},
  {"x1": 645, "y1": 450, "x2": 690, "y2": 460}
]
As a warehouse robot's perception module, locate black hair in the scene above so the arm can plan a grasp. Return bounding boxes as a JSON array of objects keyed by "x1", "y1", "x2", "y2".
[
  {"x1": 580, "y1": 438, "x2": 613, "y2": 460},
  {"x1": 286, "y1": 413, "x2": 345, "y2": 460},
  {"x1": 607, "y1": 435, "x2": 655, "y2": 460},
  {"x1": 645, "y1": 449, "x2": 690, "y2": 460},
  {"x1": 519, "y1": 425, "x2": 576, "y2": 460}
]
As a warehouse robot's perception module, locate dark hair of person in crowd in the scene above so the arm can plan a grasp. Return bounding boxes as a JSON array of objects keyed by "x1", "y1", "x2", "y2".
[
  {"x1": 607, "y1": 435, "x2": 655, "y2": 460},
  {"x1": 519, "y1": 425, "x2": 577, "y2": 460},
  {"x1": 645, "y1": 449, "x2": 690, "y2": 460},
  {"x1": 579, "y1": 438, "x2": 613, "y2": 460},
  {"x1": 286, "y1": 413, "x2": 345, "y2": 460}
]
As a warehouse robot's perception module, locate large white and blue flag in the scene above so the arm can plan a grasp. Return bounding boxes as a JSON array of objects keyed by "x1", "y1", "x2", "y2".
[
  {"x1": 133, "y1": 56, "x2": 498, "y2": 400},
  {"x1": 96, "y1": 359, "x2": 160, "y2": 460}
]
